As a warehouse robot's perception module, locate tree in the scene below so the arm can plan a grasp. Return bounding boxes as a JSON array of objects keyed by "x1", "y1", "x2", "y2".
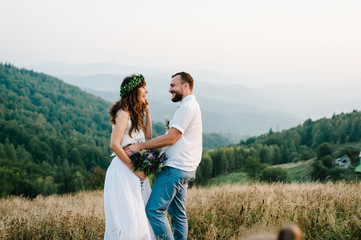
[
  {"x1": 312, "y1": 128, "x2": 325, "y2": 147},
  {"x1": 310, "y1": 160, "x2": 328, "y2": 181},
  {"x1": 337, "y1": 145, "x2": 361, "y2": 164},
  {"x1": 199, "y1": 152, "x2": 213, "y2": 182},
  {"x1": 271, "y1": 145, "x2": 282, "y2": 165},
  {"x1": 259, "y1": 146, "x2": 272, "y2": 164},
  {"x1": 244, "y1": 156, "x2": 267, "y2": 180},
  {"x1": 86, "y1": 167, "x2": 106, "y2": 190},
  {"x1": 211, "y1": 150, "x2": 225, "y2": 177},
  {"x1": 4, "y1": 141, "x2": 16, "y2": 161},
  {"x1": 328, "y1": 167, "x2": 350, "y2": 181},
  {"x1": 320, "y1": 155, "x2": 333, "y2": 169},
  {"x1": 316, "y1": 143, "x2": 333, "y2": 159},
  {"x1": 69, "y1": 171, "x2": 85, "y2": 192},
  {"x1": 33, "y1": 176, "x2": 57, "y2": 196},
  {"x1": 260, "y1": 167, "x2": 289, "y2": 183},
  {"x1": 226, "y1": 149, "x2": 235, "y2": 171},
  {"x1": 69, "y1": 148, "x2": 82, "y2": 166}
]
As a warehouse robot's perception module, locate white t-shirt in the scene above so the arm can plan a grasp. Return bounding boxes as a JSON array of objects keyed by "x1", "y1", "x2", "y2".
[{"x1": 163, "y1": 95, "x2": 202, "y2": 172}]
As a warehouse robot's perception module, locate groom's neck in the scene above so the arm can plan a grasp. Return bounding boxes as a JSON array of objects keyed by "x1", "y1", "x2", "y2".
[{"x1": 181, "y1": 91, "x2": 193, "y2": 100}]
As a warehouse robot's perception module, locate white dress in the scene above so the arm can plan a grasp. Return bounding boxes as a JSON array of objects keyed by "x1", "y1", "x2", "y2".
[{"x1": 104, "y1": 118, "x2": 154, "y2": 240}]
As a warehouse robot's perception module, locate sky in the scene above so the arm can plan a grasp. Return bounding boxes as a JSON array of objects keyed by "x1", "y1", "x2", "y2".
[{"x1": 1, "y1": 0, "x2": 361, "y2": 88}]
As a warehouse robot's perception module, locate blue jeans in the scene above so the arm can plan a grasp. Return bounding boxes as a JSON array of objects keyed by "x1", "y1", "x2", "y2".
[{"x1": 146, "y1": 166, "x2": 196, "y2": 240}]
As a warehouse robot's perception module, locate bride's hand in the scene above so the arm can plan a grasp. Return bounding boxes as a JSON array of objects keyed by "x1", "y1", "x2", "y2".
[
  {"x1": 145, "y1": 98, "x2": 149, "y2": 110},
  {"x1": 134, "y1": 170, "x2": 146, "y2": 181}
]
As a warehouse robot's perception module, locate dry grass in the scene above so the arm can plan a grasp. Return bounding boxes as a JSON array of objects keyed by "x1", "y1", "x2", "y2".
[
  {"x1": 1, "y1": 182, "x2": 360, "y2": 239},
  {"x1": 187, "y1": 182, "x2": 361, "y2": 239},
  {"x1": 0, "y1": 191, "x2": 104, "y2": 239}
]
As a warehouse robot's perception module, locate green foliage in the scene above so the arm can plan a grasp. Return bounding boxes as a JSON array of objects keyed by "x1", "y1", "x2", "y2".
[
  {"x1": 311, "y1": 144, "x2": 334, "y2": 181},
  {"x1": 260, "y1": 167, "x2": 289, "y2": 183},
  {"x1": 198, "y1": 109, "x2": 361, "y2": 185},
  {"x1": 310, "y1": 143, "x2": 355, "y2": 181},
  {"x1": 244, "y1": 156, "x2": 267, "y2": 180},
  {"x1": 0, "y1": 63, "x2": 112, "y2": 197},
  {"x1": 316, "y1": 142, "x2": 333, "y2": 159},
  {"x1": 320, "y1": 155, "x2": 333, "y2": 169},
  {"x1": 0, "y1": 63, "x2": 236, "y2": 197},
  {"x1": 195, "y1": 152, "x2": 213, "y2": 184},
  {"x1": 327, "y1": 167, "x2": 350, "y2": 181},
  {"x1": 86, "y1": 167, "x2": 106, "y2": 190},
  {"x1": 310, "y1": 160, "x2": 328, "y2": 181}
]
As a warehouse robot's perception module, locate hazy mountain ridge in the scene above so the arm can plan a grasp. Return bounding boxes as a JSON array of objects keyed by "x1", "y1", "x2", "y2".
[
  {"x1": 53, "y1": 73, "x2": 302, "y2": 136},
  {"x1": 27, "y1": 61, "x2": 361, "y2": 136}
]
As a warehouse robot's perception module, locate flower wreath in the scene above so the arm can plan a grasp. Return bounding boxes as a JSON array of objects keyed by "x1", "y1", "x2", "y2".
[{"x1": 120, "y1": 74, "x2": 144, "y2": 97}]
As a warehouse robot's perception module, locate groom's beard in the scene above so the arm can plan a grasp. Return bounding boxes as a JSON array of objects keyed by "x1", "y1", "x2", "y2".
[{"x1": 171, "y1": 92, "x2": 183, "y2": 102}]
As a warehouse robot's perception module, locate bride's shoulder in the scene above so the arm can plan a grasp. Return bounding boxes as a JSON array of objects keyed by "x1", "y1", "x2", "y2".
[
  {"x1": 116, "y1": 109, "x2": 130, "y2": 116},
  {"x1": 115, "y1": 109, "x2": 130, "y2": 122}
]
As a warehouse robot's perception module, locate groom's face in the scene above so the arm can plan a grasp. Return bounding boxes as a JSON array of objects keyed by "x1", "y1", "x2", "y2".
[{"x1": 169, "y1": 75, "x2": 184, "y2": 102}]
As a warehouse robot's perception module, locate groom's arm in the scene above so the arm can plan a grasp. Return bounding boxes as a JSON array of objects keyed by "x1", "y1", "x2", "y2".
[{"x1": 124, "y1": 128, "x2": 181, "y2": 156}]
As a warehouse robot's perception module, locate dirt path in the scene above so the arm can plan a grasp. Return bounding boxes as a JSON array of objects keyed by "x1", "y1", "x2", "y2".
[{"x1": 271, "y1": 158, "x2": 314, "y2": 169}]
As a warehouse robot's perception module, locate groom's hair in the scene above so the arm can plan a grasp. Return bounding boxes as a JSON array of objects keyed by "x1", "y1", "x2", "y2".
[{"x1": 172, "y1": 72, "x2": 194, "y2": 91}]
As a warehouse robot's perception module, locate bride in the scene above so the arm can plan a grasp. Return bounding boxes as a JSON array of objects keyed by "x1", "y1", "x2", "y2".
[{"x1": 104, "y1": 74, "x2": 154, "y2": 240}]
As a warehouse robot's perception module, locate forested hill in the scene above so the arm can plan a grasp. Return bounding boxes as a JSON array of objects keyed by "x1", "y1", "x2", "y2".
[
  {"x1": 0, "y1": 63, "x2": 233, "y2": 197},
  {"x1": 0, "y1": 63, "x2": 116, "y2": 197},
  {"x1": 196, "y1": 109, "x2": 361, "y2": 183}
]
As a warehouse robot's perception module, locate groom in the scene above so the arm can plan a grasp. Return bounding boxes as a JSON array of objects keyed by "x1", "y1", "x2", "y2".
[{"x1": 125, "y1": 72, "x2": 202, "y2": 240}]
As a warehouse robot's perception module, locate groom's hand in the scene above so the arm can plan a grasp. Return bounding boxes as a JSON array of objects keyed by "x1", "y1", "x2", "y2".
[{"x1": 124, "y1": 143, "x2": 141, "y2": 157}]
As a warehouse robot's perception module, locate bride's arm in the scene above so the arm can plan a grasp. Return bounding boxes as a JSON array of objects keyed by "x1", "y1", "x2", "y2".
[
  {"x1": 144, "y1": 100, "x2": 152, "y2": 139},
  {"x1": 110, "y1": 110, "x2": 146, "y2": 180}
]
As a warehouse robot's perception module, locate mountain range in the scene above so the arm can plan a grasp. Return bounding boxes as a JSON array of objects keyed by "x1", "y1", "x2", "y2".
[{"x1": 27, "y1": 62, "x2": 360, "y2": 137}]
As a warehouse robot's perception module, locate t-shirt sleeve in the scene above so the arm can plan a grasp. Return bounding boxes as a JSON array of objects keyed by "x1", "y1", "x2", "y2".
[{"x1": 170, "y1": 104, "x2": 193, "y2": 134}]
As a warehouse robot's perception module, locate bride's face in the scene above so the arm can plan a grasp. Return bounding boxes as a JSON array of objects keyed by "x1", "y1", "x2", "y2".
[{"x1": 137, "y1": 84, "x2": 148, "y2": 104}]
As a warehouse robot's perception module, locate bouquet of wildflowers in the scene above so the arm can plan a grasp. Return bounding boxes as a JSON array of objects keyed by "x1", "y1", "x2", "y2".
[{"x1": 130, "y1": 149, "x2": 167, "y2": 176}]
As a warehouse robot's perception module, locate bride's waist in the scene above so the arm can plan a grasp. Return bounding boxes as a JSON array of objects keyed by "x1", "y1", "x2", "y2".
[{"x1": 110, "y1": 142, "x2": 138, "y2": 157}]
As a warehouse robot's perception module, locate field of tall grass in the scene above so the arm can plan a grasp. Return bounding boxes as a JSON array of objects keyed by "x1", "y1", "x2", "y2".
[{"x1": 1, "y1": 182, "x2": 360, "y2": 239}]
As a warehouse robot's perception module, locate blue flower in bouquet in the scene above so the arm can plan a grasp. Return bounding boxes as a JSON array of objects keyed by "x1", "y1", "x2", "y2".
[{"x1": 130, "y1": 148, "x2": 167, "y2": 176}]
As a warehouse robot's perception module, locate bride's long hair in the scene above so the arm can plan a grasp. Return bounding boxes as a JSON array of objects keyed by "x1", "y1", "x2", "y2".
[{"x1": 109, "y1": 75, "x2": 147, "y2": 137}]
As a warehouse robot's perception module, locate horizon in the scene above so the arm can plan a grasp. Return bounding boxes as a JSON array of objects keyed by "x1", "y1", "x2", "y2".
[{"x1": 2, "y1": 60, "x2": 361, "y2": 90}]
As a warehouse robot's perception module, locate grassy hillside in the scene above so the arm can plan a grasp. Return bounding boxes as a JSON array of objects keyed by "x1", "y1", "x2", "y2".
[
  {"x1": 1, "y1": 183, "x2": 360, "y2": 239},
  {"x1": 206, "y1": 159, "x2": 314, "y2": 186},
  {"x1": 196, "y1": 110, "x2": 361, "y2": 185},
  {"x1": 208, "y1": 172, "x2": 250, "y2": 186}
]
